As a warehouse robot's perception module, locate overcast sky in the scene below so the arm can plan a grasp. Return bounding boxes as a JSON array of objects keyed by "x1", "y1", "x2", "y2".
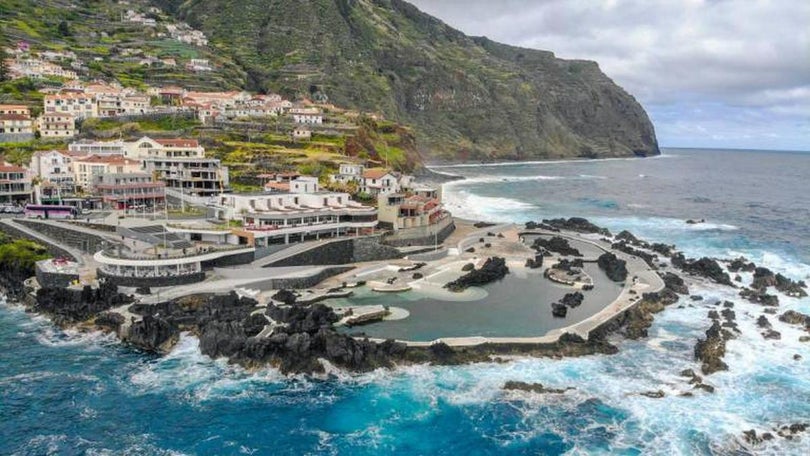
[{"x1": 408, "y1": 0, "x2": 809, "y2": 151}]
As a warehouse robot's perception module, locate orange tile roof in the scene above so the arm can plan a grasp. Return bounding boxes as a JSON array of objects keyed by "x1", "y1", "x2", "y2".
[
  {"x1": 265, "y1": 182, "x2": 290, "y2": 191},
  {"x1": 0, "y1": 165, "x2": 26, "y2": 172},
  {"x1": 362, "y1": 168, "x2": 392, "y2": 179},
  {"x1": 0, "y1": 114, "x2": 31, "y2": 121}
]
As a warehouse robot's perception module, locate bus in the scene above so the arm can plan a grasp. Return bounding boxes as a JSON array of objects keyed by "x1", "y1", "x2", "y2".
[{"x1": 24, "y1": 204, "x2": 80, "y2": 219}]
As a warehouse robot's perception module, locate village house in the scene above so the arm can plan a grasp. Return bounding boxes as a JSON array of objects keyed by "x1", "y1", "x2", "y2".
[
  {"x1": 122, "y1": 137, "x2": 227, "y2": 196},
  {"x1": 44, "y1": 93, "x2": 97, "y2": 119},
  {"x1": 7, "y1": 58, "x2": 78, "y2": 80},
  {"x1": 258, "y1": 172, "x2": 300, "y2": 193},
  {"x1": 0, "y1": 113, "x2": 35, "y2": 140},
  {"x1": 0, "y1": 105, "x2": 31, "y2": 116},
  {"x1": 329, "y1": 163, "x2": 413, "y2": 196},
  {"x1": 360, "y1": 168, "x2": 400, "y2": 196},
  {"x1": 40, "y1": 50, "x2": 77, "y2": 62},
  {"x1": 376, "y1": 186, "x2": 453, "y2": 244},
  {"x1": 142, "y1": 157, "x2": 228, "y2": 197},
  {"x1": 186, "y1": 59, "x2": 212, "y2": 72},
  {"x1": 37, "y1": 112, "x2": 76, "y2": 139},
  {"x1": 91, "y1": 172, "x2": 165, "y2": 210},
  {"x1": 148, "y1": 86, "x2": 186, "y2": 103},
  {"x1": 123, "y1": 136, "x2": 205, "y2": 159},
  {"x1": 289, "y1": 107, "x2": 323, "y2": 125},
  {"x1": 123, "y1": 9, "x2": 157, "y2": 26},
  {"x1": 71, "y1": 154, "x2": 142, "y2": 190},
  {"x1": 0, "y1": 164, "x2": 33, "y2": 205},
  {"x1": 29, "y1": 149, "x2": 75, "y2": 195},
  {"x1": 292, "y1": 127, "x2": 312, "y2": 140},
  {"x1": 183, "y1": 91, "x2": 249, "y2": 108}
]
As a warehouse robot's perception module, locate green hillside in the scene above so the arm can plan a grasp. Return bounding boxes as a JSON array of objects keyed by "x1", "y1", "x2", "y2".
[
  {"x1": 155, "y1": 0, "x2": 659, "y2": 161},
  {"x1": 0, "y1": 0, "x2": 245, "y2": 91}
]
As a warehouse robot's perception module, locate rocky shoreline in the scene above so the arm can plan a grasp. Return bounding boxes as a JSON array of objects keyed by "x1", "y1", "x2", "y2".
[{"x1": 1, "y1": 217, "x2": 807, "y2": 379}]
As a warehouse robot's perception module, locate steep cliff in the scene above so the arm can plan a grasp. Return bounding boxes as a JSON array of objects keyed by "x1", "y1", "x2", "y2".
[{"x1": 154, "y1": 0, "x2": 659, "y2": 161}]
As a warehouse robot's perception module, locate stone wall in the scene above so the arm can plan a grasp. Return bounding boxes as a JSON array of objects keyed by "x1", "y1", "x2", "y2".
[
  {"x1": 36, "y1": 268, "x2": 79, "y2": 288},
  {"x1": 16, "y1": 220, "x2": 113, "y2": 254},
  {"x1": 382, "y1": 219, "x2": 456, "y2": 247},
  {"x1": 352, "y1": 236, "x2": 403, "y2": 263},
  {"x1": 97, "y1": 269, "x2": 206, "y2": 288},
  {"x1": 0, "y1": 222, "x2": 77, "y2": 261},
  {"x1": 267, "y1": 236, "x2": 401, "y2": 267},
  {"x1": 200, "y1": 250, "x2": 255, "y2": 269}
]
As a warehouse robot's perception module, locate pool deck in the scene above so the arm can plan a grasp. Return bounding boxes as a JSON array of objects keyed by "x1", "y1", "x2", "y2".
[{"x1": 356, "y1": 225, "x2": 665, "y2": 347}]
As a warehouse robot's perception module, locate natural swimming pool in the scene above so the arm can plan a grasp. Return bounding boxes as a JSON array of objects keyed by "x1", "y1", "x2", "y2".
[{"x1": 330, "y1": 263, "x2": 623, "y2": 341}]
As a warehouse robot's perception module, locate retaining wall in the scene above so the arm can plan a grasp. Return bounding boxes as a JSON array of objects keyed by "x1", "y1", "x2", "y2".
[
  {"x1": 16, "y1": 220, "x2": 112, "y2": 254},
  {"x1": 0, "y1": 222, "x2": 78, "y2": 261},
  {"x1": 35, "y1": 268, "x2": 79, "y2": 289},
  {"x1": 382, "y1": 219, "x2": 456, "y2": 247},
  {"x1": 200, "y1": 250, "x2": 255, "y2": 269},
  {"x1": 267, "y1": 236, "x2": 401, "y2": 267}
]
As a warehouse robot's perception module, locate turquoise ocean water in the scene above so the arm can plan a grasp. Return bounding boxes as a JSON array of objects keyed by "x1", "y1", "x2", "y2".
[{"x1": 2, "y1": 148, "x2": 809, "y2": 455}]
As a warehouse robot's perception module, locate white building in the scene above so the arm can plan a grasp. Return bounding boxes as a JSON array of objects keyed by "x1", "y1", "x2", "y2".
[
  {"x1": 209, "y1": 191, "x2": 377, "y2": 246},
  {"x1": 44, "y1": 93, "x2": 97, "y2": 119},
  {"x1": 292, "y1": 127, "x2": 312, "y2": 140},
  {"x1": 68, "y1": 139, "x2": 127, "y2": 156},
  {"x1": 37, "y1": 113, "x2": 76, "y2": 139},
  {"x1": 289, "y1": 107, "x2": 323, "y2": 124},
  {"x1": 29, "y1": 150, "x2": 75, "y2": 193},
  {"x1": 123, "y1": 136, "x2": 205, "y2": 159}
]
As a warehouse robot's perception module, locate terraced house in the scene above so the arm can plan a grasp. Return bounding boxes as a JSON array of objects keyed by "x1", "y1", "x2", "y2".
[
  {"x1": 71, "y1": 155, "x2": 142, "y2": 190},
  {"x1": 0, "y1": 165, "x2": 32, "y2": 204},
  {"x1": 125, "y1": 137, "x2": 228, "y2": 196},
  {"x1": 91, "y1": 173, "x2": 165, "y2": 211},
  {"x1": 44, "y1": 93, "x2": 97, "y2": 119},
  {"x1": 0, "y1": 105, "x2": 34, "y2": 142},
  {"x1": 37, "y1": 112, "x2": 76, "y2": 138},
  {"x1": 29, "y1": 150, "x2": 75, "y2": 195}
]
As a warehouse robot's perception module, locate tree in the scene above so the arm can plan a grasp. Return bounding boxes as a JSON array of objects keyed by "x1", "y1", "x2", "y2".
[{"x1": 58, "y1": 21, "x2": 71, "y2": 37}]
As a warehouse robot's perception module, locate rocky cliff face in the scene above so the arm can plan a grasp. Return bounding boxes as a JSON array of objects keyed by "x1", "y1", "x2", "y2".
[{"x1": 155, "y1": 0, "x2": 659, "y2": 162}]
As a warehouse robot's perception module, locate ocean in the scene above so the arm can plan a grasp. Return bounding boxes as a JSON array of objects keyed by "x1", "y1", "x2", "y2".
[{"x1": 2, "y1": 148, "x2": 809, "y2": 455}]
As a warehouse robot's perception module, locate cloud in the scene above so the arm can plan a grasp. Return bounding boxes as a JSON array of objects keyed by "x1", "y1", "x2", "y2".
[{"x1": 408, "y1": 0, "x2": 810, "y2": 150}]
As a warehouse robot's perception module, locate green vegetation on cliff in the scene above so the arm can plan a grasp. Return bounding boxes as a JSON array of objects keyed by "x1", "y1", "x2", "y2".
[
  {"x1": 156, "y1": 0, "x2": 659, "y2": 161},
  {"x1": 0, "y1": 0, "x2": 245, "y2": 91},
  {"x1": 0, "y1": 233, "x2": 51, "y2": 273}
]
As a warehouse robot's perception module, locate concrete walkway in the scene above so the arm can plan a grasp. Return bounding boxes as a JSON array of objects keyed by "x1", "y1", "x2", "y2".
[
  {"x1": 134, "y1": 264, "x2": 336, "y2": 303},
  {"x1": 456, "y1": 223, "x2": 514, "y2": 253}
]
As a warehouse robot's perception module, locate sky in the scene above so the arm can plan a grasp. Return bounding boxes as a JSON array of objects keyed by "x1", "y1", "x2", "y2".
[{"x1": 408, "y1": 0, "x2": 809, "y2": 151}]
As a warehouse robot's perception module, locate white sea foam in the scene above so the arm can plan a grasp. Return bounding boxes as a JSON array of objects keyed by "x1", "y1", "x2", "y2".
[
  {"x1": 443, "y1": 174, "x2": 565, "y2": 187},
  {"x1": 327, "y1": 275, "x2": 810, "y2": 454},
  {"x1": 34, "y1": 326, "x2": 118, "y2": 349},
  {"x1": 442, "y1": 189, "x2": 536, "y2": 223},
  {"x1": 127, "y1": 333, "x2": 287, "y2": 403}
]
